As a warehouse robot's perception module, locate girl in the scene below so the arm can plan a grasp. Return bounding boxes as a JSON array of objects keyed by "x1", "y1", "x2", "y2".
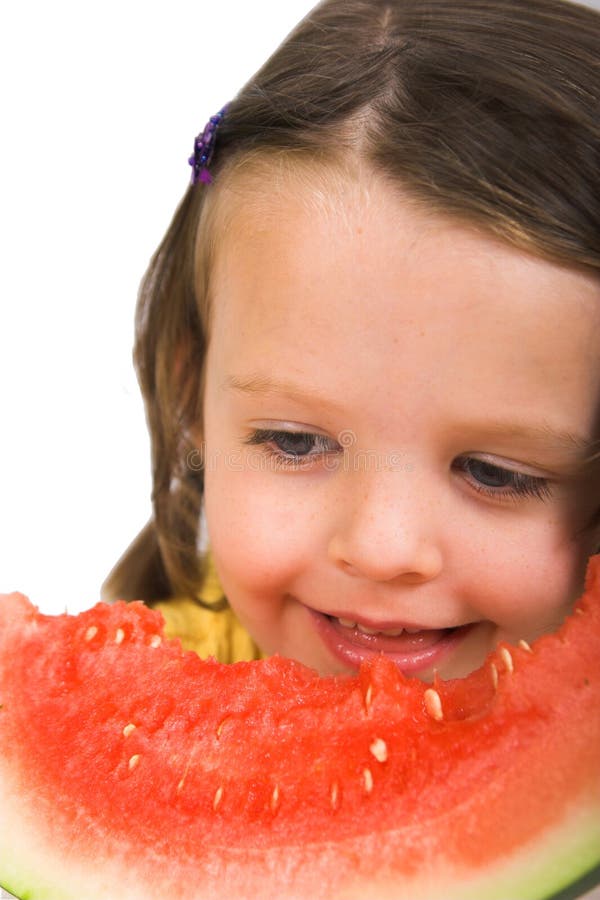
[{"x1": 103, "y1": 0, "x2": 600, "y2": 682}]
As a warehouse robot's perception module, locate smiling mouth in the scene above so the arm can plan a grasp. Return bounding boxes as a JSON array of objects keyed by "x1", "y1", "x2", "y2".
[
  {"x1": 310, "y1": 610, "x2": 474, "y2": 675},
  {"x1": 325, "y1": 615, "x2": 457, "y2": 651}
]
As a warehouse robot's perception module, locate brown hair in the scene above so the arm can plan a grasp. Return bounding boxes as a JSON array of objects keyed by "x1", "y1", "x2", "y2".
[{"x1": 103, "y1": 0, "x2": 600, "y2": 605}]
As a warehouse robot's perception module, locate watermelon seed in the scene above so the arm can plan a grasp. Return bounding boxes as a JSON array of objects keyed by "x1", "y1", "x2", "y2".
[
  {"x1": 330, "y1": 781, "x2": 340, "y2": 810},
  {"x1": 85, "y1": 626, "x2": 98, "y2": 642},
  {"x1": 128, "y1": 754, "x2": 140, "y2": 771},
  {"x1": 363, "y1": 767, "x2": 374, "y2": 794},
  {"x1": 216, "y1": 717, "x2": 230, "y2": 739},
  {"x1": 518, "y1": 639, "x2": 532, "y2": 652},
  {"x1": 499, "y1": 647, "x2": 514, "y2": 674},
  {"x1": 364, "y1": 684, "x2": 373, "y2": 714},
  {"x1": 149, "y1": 635, "x2": 161, "y2": 648},
  {"x1": 213, "y1": 785, "x2": 224, "y2": 811},
  {"x1": 575, "y1": 608, "x2": 584, "y2": 616},
  {"x1": 115, "y1": 628, "x2": 125, "y2": 645},
  {"x1": 123, "y1": 723, "x2": 136, "y2": 738},
  {"x1": 270, "y1": 784, "x2": 280, "y2": 813},
  {"x1": 490, "y1": 663, "x2": 499, "y2": 691},
  {"x1": 369, "y1": 737, "x2": 388, "y2": 763},
  {"x1": 424, "y1": 688, "x2": 444, "y2": 722},
  {"x1": 177, "y1": 765, "x2": 191, "y2": 795},
  {"x1": 176, "y1": 748, "x2": 197, "y2": 795}
]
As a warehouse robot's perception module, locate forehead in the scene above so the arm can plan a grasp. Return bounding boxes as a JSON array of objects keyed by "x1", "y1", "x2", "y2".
[
  {"x1": 207, "y1": 156, "x2": 600, "y2": 306},
  {"x1": 204, "y1": 162, "x2": 600, "y2": 439},
  {"x1": 205, "y1": 156, "x2": 377, "y2": 253}
]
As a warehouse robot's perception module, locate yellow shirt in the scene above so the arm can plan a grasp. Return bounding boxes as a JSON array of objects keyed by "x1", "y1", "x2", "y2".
[{"x1": 152, "y1": 555, "x2": 263, "y2": 664}]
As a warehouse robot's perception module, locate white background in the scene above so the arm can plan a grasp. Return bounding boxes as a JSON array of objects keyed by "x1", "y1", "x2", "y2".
[
  {"x1": 1, "y1": 0, "x2": 599, "y2": 616},
  {"x1": 0, "y1": 0, "x2": 316, "y2": 614}
]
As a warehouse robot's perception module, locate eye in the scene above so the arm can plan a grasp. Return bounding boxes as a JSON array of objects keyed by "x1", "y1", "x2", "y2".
[
  {"x1": 244, "y1": 428, "x2": 340, "y2": 468},
  {"x1": 453, "y1": 456, "x2": 553, "y2": 502},
  {"x1": 268, "y1": 432, "x2": 323, "y2": 457},
  {"x1": 463, "y1": 459, "x2": 514, "y2": 488}
]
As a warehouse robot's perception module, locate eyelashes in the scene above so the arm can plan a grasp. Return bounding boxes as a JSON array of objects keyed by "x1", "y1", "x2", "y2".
[
  {"x1": 243, "y1": 428, "x2": 554, "y2": 503},
  {"x1": 243, "y1": 429, "x2": 339, "y2": 467},
  {"x1": 451, "y1": 456, "x2": 552, "y2": 502}
]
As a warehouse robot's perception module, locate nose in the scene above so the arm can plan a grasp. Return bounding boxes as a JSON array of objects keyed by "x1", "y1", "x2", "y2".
[{"x1": 327, "y1": 467, "x2": 443, "y2": 585}]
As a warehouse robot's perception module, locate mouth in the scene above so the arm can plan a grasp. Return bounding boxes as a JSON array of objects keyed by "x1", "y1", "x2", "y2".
[{"x1": 309, "y1": 610, "x2": 474, "y2": 676}]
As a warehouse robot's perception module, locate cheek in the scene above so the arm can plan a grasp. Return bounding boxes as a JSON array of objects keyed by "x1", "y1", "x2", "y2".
[
  {"x1": 466, "y1": 530, "x2": 591, "y2": 638},
  {"x1": 203, "y1": 463, "x2": 321, "y2": 593}
]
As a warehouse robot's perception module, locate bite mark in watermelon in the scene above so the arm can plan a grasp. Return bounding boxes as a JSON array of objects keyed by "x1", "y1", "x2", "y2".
[{"x1": 0, "y1": 558, "x2": 599, "y2": 900}]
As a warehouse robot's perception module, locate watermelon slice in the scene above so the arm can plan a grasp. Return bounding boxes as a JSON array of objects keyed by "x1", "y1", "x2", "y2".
[{"x1": 1, "y1": 558, "x2": 599, "y2": 900}]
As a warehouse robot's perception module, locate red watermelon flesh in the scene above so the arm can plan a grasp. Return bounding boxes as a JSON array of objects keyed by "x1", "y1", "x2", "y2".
[{"x1": 0, "y1": 558, "x2": 599, "y2": 900}]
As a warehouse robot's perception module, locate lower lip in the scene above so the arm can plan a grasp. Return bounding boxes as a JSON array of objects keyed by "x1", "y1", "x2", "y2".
[{"x1": 309, "y1": 610, "x2": 474, "y2": 676}]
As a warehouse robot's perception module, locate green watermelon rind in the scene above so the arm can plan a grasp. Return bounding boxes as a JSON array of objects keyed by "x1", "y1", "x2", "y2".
[
  {"x1": 0, "y1": 773, "x2": 598, "y2": 900},
  {"x1": 552, "y1": 866, "x2": 600, "y2": 900}
]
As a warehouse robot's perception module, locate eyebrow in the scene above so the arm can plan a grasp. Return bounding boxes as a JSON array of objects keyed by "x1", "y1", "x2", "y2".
[
  {"x1": 224, "y1": 374, "x2": 347, "y2": 413},
  {"x1": 457, "y1": 421, "x2": 594, "y2": 454}
]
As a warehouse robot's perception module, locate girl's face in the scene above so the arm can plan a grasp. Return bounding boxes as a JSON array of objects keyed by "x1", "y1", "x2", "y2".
[{"x1": 200, "y1": 167, "x2": 600, "y2": 681}]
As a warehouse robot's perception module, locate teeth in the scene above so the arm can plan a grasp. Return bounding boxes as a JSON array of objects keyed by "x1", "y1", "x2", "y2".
[
  {"x1": 357, "y1": 624, "x2": 381, "y2": 635},
  {"x1": 336, "y1": 618, "x2": 407, "y2": 637}
]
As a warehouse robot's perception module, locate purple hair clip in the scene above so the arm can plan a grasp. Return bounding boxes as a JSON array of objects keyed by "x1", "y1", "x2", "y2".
[{"x1": 188, "y1": 106, "x2": 228, "y2": 185}]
